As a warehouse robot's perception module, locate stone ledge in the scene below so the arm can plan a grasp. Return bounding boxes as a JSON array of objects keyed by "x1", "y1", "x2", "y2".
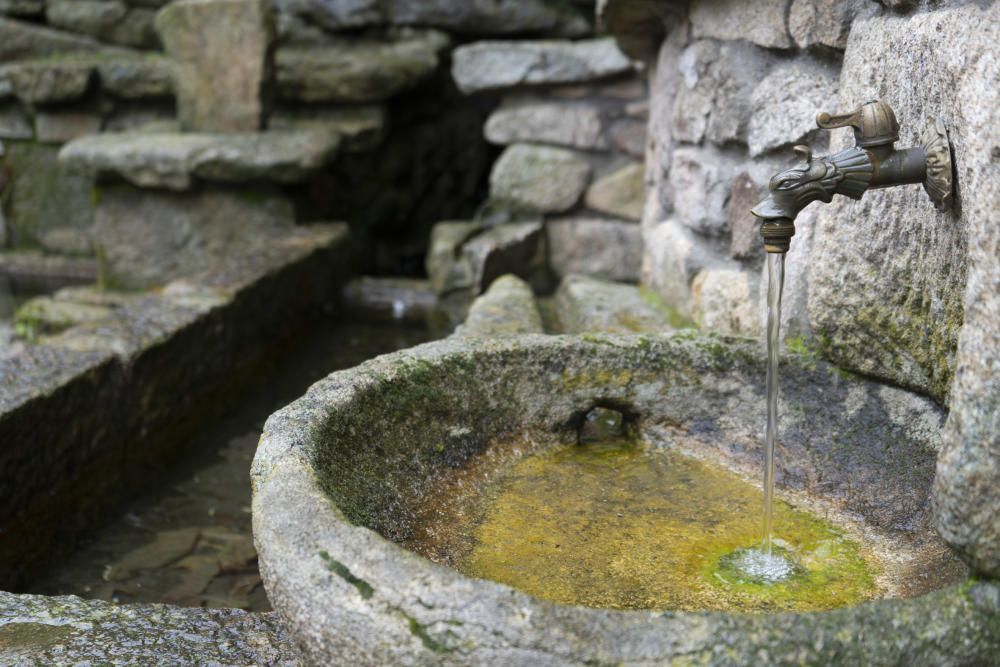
[
  {"x1": 0, "y1": 224, "x2": 349, "y2": 590},
  {"x1": 554, "y1": 273, "x2": 673, "y2": 333},
  {"x1": 59, "y1": 129, "x2": 342, "y2": 190},
  {"x1": 0, "y1": 53, "x2": 173, "y2": 106},
  {"x1": 0, "y1": 592, "x2": 296, "y2": 666}
]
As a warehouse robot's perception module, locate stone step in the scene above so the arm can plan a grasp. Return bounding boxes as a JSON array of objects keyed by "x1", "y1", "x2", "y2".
[
  {"x1": 59, "y1": 128, "x2": 342, "y2": 190},
  {"x1": 452, "y1": 37, "x2": 634, "y2": 95},
  {"x1": 553, "y1": 274, "x2": 674, "y2": 334},
  {"x1": 275, "y1": 28, "x2": 450, "y2": 104},
  {"x1": 0, "y1": 16, "x2": 121, "y2": 61}
]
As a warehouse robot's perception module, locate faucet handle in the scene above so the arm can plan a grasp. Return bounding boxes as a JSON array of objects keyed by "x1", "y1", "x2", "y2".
[
  {"x1": 816, "y1": 108, "x2": 864, "y2": 131},
  {"x1": 815, "y1": 100, "x2": 900, "y2": 148}
]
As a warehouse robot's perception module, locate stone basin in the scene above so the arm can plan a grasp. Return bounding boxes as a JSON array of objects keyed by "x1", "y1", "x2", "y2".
[{"x1": 251, "y1": 333, "x2": 1000, "y2": 665}]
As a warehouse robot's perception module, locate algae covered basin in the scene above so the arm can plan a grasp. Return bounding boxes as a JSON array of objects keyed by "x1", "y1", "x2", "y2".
[{"x1": 408, "y1": 437, "x2": 879, "y2": 613}]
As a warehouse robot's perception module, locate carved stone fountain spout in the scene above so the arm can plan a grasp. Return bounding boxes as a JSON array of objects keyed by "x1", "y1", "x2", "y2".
[{"x1": 751, "y1": 100, "x2": 953, "y2": 253}]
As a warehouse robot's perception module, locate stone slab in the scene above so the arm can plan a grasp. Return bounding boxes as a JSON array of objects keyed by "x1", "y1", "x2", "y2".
[
  {"x1": 689, "y1": 0, "x2": 792, "y2": 49},
  {"x1": 0, "y1": 17, "x2": 111, "y2": 61},
  {"x1": 489, "y1": 144, "x2": 591, "y2": 214},
  {"x1": 452, "y1": 38, "x2": 633, "y2": 95},
  {"x1": 584, "y1": 161, "x2": 645, "y2": 220},
  {"x1": 484, "y1": 102, "x2": 607, "y2": 150},
  {"x1": 276, "y1": 29, "x2": 448, "y2": 103},
  {"x1": 60, "y1": 129, "x2": 342, "y2": 190}
]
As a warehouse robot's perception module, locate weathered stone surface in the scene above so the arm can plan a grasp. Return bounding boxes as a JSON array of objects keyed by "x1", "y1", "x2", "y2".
[
  {"x1": 93, "y1": 184, "x2": 294, "y2": 288},
  {"x1": 0, "y1": 61, "x2": 94, "y2": 105},
  {"x1": 155, "y1": 0, "x2": 275, "y2": 132},
  {"x1": 672, "y1": 39, "x2": 773, "y2": 146},
  {"x1": 276, "y1": 29, "x2": 446, "y2": 104},
  {"x1": 35, "y1": 111, "x2": 102, "y2": 144},
  {"x1": 452, "y1": 38, "x2": 633, "y2": 95},
  {"x1": 669, "y1": 145, "x2": 739, "y2": 237},
  {"x1": 691, "y1": 267, "x2": 760, "y2": 336},
  {"x1": 0, "y1": 103, "x2": 32, "y2": 140},
  {"x1": 1, "y1": 141, "x2": 94, "y2": 248},
  {"x1": 642, "y1": 215, "x2": 725, "y2": 317},
  {"x1": 385, "y1": 0, "x2": 590, "y2": 37},
  {"x1": 584, "y1": 161, "x2": 645, "y2": 221},
  {"x1": 96, "y1": 55, "x2": 174, "y2": 99},
  {"x1": 457, "y1": 274, "x2": 543, "y2": 337},
  {"x1": 645, "y1": 26, "x2": 685, "y2": 214},
  {"x1": 279, "y1": 0, "x2": 589, "y2": 36},
  {"x1": 809, "y1": 3, "x2": 997, "y2": 404},
  {"x1": 253, "y1": 333, "x2": 993, "y2": 665},
  {"x1": 789, "y1": 0, "x2": 872, "y2": 51},
  {"x1": 14, "y1": 296, "x2": 112, "y2": 338},
  {"x1": 0, "y1": 0, "x2": 44, "y2": 16},
  {"x1": 46, "y1": 0, "x2": 159, "y2": 49},
  {"x1": 748, "y1": 59, "x2": 838, "y2": 157},
  {"x1": 547, "y1": 217, "x2": 642, "y2": 283},
  {"x1": 60, "y1": 130, "x2": 341, "y2": 190},
  {"x1": 461, "y1": 221, "x2": 546, "y2": 294},
  {"x1": 728, "y1": 171, "x2": 765, "y2": 258},
  {"x1": 0, "y1": 17, "x2": 109, "y2": 61},
  {"x1": 38, "y1": 226, "x2": 95, "y2": 257},
  {"x1": 689, "y1": 0, "x2": 792, "y2": 49},
  {"x1": 555, "y1": 274, "x2": 670, "y2": 333},
  {"x1": 484, "y1": 102, "x2": 607, "y2": 150},
  {"x1": 489, "y1": 144, "x2": 591, "y2": 213}
]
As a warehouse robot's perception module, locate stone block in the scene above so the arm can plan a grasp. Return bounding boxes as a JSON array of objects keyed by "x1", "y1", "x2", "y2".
[
  {"x1": 0, "y1": 103, "x2": 32, "y2": 140},
  {"x1": 689, "y1": 0, "x2": 792, "y2": 49},
  {"x1": 96, "y1": 55, "x2": 174, "y2": 99},
  {"x1": 46, "y1": 0, "x2": 159, "y2": 48},
  {"x1": 609, "y1": 118, "x2": 646, "y2": 159},
  {"x1": 426, "y1": 220, "x2": 478, "y2": 294},
  {"x1": 452, "y1": 38, "x2": 633, "y2": 95},
  {"x1": 0, "y1": 17, "x2": 108, "y2": 61},
  {"x1": 0, "y1": 60, "x2": 94, "y2": 105},
  {"x1": 489, "y1": 144, "x2": 591, "y2": 214},
  {"x1": 547, "y1": 217, "x2": 642, "y2": 283},
  {"x1": 461, "y1": 221, "x2": 546, "y2": 294},
  {"x1": 93, "y1": 183, "x2": 295, "y2": 288},
  {"x1": 0, "y1": 0, "x2": 44, "y2": 16},
  {"x1": 669, "y1": 145, "x2": 739, "y2": 237},
  {"x1": 748, "y1": 59, "x2": 838, "y2": 157},
  {"x1": 155, "y1": 0, "x2": 275, "y2": 132},
  {"x1": 276, "y1": 29, "x2": 447, "y2": 103},
  {"x1": 60, "y1": 129, "x2": 342, "y2": 190},
  {"x1": 484, "y1": 102, "x2": 607, "y2": 150},
  {"x1": 584, "y1": 162, "x2": 645, "y2": 221},
  {"x1": 728, "y1": 171, "x2": 765, "y2": 258},
  {"x1": 457, "y1": 274, "x2": 543, "y2": 337},
  {"x1": 641, "y1": 216, "x2": 724, "y2": 317},
  {"x1": 691, "y1": 267, "x2": 760, "y2": 336},
  {"x1": 554, "y1": 273, "x2": 670, "y2": 333}
]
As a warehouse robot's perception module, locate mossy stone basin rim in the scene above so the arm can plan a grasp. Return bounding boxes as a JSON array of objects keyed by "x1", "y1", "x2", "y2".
[{"x1": 251, "y1": 333, "x2": 1000, "y2": 666}]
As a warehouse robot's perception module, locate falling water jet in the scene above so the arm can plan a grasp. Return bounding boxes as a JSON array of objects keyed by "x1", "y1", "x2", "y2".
[{"x1": 763, "y1": 251, "x2": 784, "y2": 557}]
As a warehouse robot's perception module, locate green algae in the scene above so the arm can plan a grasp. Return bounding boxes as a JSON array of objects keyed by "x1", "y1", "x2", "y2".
[{"x1": 452, "y1": 439, "x2": 878, "y2": 613}]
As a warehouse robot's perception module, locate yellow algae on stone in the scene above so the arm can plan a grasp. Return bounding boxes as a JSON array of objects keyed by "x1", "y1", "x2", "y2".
[{"x1": 454, "y1": 440, "x2": 878, "y2": 613}]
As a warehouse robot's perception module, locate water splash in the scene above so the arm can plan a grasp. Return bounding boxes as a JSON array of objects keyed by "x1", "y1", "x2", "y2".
[
  {"x1": 731, "y1": 548, "x2": 794, "y2": 584},
  {"x1": 763, "y1": 253, "x2": 785, "y2": 556}
]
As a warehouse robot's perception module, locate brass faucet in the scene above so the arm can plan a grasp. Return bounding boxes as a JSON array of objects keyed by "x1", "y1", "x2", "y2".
[{"x1": 751, "y1": 100, "x2": 953, "y2": 253}]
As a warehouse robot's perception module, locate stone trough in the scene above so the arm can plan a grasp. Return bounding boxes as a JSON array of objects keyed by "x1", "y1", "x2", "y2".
[{"x1": 252, "y1": 333, "x2": 1000, "y2": 665}]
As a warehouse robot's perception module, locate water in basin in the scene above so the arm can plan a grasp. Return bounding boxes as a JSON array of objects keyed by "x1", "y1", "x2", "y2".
[{"x1": 407, "y1": 435, "x2": 878, "y2": 613}]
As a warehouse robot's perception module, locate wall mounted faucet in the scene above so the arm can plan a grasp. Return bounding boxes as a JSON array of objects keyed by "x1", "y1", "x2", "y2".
[{"x1": 751, "y1": 100, "x2": 953, "y2": 253}]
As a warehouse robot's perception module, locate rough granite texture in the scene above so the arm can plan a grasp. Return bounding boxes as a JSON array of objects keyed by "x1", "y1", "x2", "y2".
[
  {"x1": 0, "y1": 592, "x2": 296, "y2": 666},
  {"x1": 456, "y1": 274, "x2": 543, "y2": 338},
  {"x1": 809, "y1": 3, "x2": 998, "y2": 404},
  {"x1": 252, "y1": 333, "x2": 995, "y2": 666},
  {"x1": 547, "y1": 217, "x2": 642, "y2": 283}
]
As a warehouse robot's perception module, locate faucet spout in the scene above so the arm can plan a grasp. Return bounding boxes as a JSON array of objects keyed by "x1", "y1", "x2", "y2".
[{"x1": 751, "y1": 100, "x2": 953, "y2": 254}]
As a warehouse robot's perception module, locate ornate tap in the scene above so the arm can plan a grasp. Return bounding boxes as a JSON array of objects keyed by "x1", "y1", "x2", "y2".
[{"x1": 751, "y1": 100, "x2": 953, "y2": 253}]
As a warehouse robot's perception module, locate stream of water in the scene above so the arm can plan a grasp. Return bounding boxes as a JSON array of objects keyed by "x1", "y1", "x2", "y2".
[{"x1": 763, "y1": 252, "x2": 785, "y2": 556}]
